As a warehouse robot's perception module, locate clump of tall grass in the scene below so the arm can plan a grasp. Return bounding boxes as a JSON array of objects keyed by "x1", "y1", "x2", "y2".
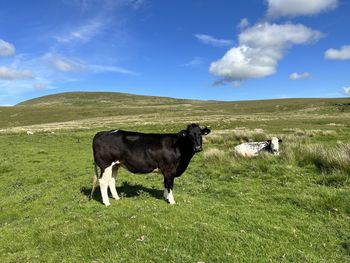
[
  {"x1": 203, "y1": 148, "x2": 227, "y2": 164},
  {"x1": 205, "y1": 128, "x2": 269, "y2": 147},
  {"x1": 301, "y1": 143, "x2": 350, "y2": 173},
  {"x1": 232, "y1": 128, "x2": 267, "y2": 142},
  {"x1": 282, "y1": 128, "x2": 337, "y2": 137}
]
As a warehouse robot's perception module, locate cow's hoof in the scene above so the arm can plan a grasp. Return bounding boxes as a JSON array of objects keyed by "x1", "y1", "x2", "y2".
[
  {"x1": 167, "y1": 199, "x2": 176, "y2": 205},
  {"x1": 104, "y1": 202, "x2": 111, "y2": 206},
  {"x1": 113, "y1": 196, "x2": 120, "y2": 201}
]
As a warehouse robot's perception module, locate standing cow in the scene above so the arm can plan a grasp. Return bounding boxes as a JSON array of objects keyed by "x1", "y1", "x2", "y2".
[{"x1": 91, "y1": 123, "x2": 211, "y2": 206}]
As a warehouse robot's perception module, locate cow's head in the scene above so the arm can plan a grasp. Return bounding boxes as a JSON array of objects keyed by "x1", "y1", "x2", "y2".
[
  {"x1": 180, "y1": 123, "x2": 211, "y2": 152},
  {"x1": 267, "y1": 137, "x2": 282, "y2": 155}
]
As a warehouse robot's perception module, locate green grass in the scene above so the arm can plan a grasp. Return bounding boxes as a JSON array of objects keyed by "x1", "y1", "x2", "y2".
[{"x1": 0, "y1": 92, "x2": 349, "y2": 262}]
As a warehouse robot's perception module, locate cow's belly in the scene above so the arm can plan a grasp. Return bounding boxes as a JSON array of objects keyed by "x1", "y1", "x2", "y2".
[
  {"x1": 234, "y1": 145, "x2": 257, "y2": 157},
  {"x1": 122, "y1": 159, "x2": 158, "y2": 174}
]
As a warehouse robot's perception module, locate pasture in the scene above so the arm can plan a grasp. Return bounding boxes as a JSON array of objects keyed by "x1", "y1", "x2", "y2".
[{"x1": 0, "y1": 92, "x2": 349, "y2": 262}]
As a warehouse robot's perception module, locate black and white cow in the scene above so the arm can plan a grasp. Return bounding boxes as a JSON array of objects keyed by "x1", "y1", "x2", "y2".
[
  {"x1": 91, "y1": 123, "x2": 211, "y2": 206},
  {"x1": 234, "y1": 137, "x2": 282, "y2": 157}
]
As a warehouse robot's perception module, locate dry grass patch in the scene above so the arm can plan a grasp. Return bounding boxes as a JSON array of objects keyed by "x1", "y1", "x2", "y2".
[
  {"x1": 203, "y1": 148, "x2": 227, "y2": 163},
  {"x1": 302, "y1": 143, "x2": 350, "y2": 173},
  {"x1": 282, "y1": 128, "x2": 337, "y2": 137},
  {"x1": 205, "y1": 128, "x2": 268, "y2": 146}
]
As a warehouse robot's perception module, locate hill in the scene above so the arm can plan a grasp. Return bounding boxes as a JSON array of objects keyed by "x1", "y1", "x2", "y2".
[
  {"x1": 15, "y1": 91, "x2": 193, "y2": 107},
  {"x1": 0, "y1": 91, "x2": 349, "y2": 132}
]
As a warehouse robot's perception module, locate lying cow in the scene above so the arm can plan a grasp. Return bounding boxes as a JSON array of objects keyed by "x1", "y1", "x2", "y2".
[
  {"x1": 91, "y1": 123, "x2": 211, "y2": 206},
  {"x1": 234, "y1": 137, "x2": 282, "y2": 157}
]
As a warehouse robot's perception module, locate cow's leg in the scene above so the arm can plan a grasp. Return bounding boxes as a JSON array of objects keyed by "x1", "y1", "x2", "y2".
[
  {"x1": 99, "y1": 164, "x2": 113, "y2": 206},
  {"x1": 90, "y1": 163, "x2": 99, "y2": 200},
  {"x1": 109, "y1": 165, "x2": 120, "y2": 200},
  {"x1": 163, "y1": 175, "x2": 175, "y2": 205}
]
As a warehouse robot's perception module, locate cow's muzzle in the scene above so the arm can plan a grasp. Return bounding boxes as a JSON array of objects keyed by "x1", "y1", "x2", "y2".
[{"x1": 194, "y1": 146, "x2": 202, "y2": 152}]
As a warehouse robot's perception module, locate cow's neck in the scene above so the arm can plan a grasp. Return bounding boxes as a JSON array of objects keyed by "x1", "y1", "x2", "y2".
[{"x1": 175, "y1": 137, "x2": 196, "y2": 176}]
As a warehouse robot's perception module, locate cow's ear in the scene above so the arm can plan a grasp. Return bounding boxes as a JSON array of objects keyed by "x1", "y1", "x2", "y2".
[
  {"x1": 201, "y1": 127, "x2": 211, "y2": 135},
  {"x1": 179, "y1": 130, "x2": 187, "y2": 137},
  {"x1": 278, "y1": 139, "x2": 283, "y2": 143}
]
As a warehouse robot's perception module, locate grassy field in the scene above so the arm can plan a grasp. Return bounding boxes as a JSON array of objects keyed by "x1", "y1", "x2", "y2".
[{"x1": 0, "y1": 92, "x2": 349, "y2": 262}]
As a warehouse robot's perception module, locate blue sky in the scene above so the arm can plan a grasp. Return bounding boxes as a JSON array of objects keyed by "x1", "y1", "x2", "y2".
[{"x1": 0, "y1": 0, "x2": 349, "y2": 105}]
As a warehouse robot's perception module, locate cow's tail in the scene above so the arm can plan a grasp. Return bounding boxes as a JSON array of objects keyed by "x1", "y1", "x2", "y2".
[{"x1": 90, "y1": 162, "x2": 99, "y2": 200}]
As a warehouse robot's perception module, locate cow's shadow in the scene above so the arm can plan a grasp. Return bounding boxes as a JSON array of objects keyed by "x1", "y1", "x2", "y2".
[{"x1": 81, "y1": 181, "x2": 163, "y2": 205}]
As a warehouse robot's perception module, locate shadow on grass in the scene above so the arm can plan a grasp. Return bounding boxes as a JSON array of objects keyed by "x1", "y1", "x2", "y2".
[{"x1": 81, "y1": 181, "x2": 163, "y2": 205}]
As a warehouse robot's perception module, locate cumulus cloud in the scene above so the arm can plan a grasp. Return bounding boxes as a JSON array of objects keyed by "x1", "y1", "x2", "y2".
[
  {"x1": 0, "y1": 39, "x2": 15, "y2": 57},
  {"x1": 0, "y1": 67, "x2": 34, "y2": 80},
  {"x1": 210, "y1": 23, "x2": 322, "y2": 82},
  {"x1": 289, "y1": 72, "x2": 311, "y2": 80},
  {"x1": 267, "y1": 0, "x2": 338, "y2": 18},
  {"x1": 344, "y1": 87, "x2": 350, "y2": 95},
  {"x1": 210, "y1": 45, "x2": 278, "y2": 81},
  {"x1": 195, "y1": 34, "x2": 233, "y2": 47},
  {"x1": 239, "y1": 23, "x2": 322, "y2": 48},
  {"x1": 325, "y1": 45, "x2": 350, "y2": 60}
]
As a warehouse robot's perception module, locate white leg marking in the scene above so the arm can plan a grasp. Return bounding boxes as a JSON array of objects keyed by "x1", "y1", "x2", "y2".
[
  {"x1": 164, "y1": 188, "x2": 176, "y2": 204},
  {"x1": 167, "y1": 189, "x2": 175, "y2": 205},
  {"x1": 99, "y1": 177, "x2": 110, "y2": 206},
  {"x1": 100, "y1": 164, "x2": 114, "y2": 206},
  {"x1": 109, "y1": 177, "x2": 120, "y2": 200}
]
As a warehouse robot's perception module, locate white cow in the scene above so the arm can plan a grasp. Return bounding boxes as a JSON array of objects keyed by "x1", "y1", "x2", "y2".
[{"x1": 234, "y1": 137, "x2": 282, "y2": 157}]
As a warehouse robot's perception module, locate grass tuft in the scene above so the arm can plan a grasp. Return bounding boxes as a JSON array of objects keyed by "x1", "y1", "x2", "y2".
[
  {"x1": 203, "y1": 148, "x2": 226, "y2": 163},
  {"x1": 302, "y1": 143, "x2": 350, "y2": 173}
]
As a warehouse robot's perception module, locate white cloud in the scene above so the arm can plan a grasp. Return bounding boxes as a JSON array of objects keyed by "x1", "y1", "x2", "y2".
[
  {"x1": 128, "y1": 0, "x2": 144, "y2": 9},
  {"x1": 210, "y1": 45, "x2": 278, "y2": 81},
  {"x1": 289, "y1": 72, "x2": 311, "y2": 80},
  {"x1": 195, "y1": 34, "x2": 233, "y2": 47},
  {"x1": 0, "y1": 67, "x2": 34, "y2": 80},
  {"x1": 44, "y1": 53, "x2": 86, "y2": 72},
  {"x1": 0, "y1": 39, "x2": 15, "y2": 57},
  {"x1": 44, "y1": 53, "x2": 137, "y2": 75},
  {"x1": 90, "y1": 64, "x2": 137, "y2": 75},
  {"x1": 54, "y1": 17, "x2": 109, "y2": 44},
  {"x1": 239, "y1": 23, "x2": 322, "y2": 48},
  {"x1": 210, "y1": 23, "x2": 322, "y2": 82},
  {"x1": 182, "y1": 57, "x2": 203, "y2": 67},
  {"x1": 325, "y1": 45, "x2": 350, "y2": 60},
  {"x1": 53, "y1": 59, "x2": 84, "y2": 72},
  {"x1": 267, "y1": 0, "x2": 338, "y2": 18},
  {"x1": 33, "y1": 82, "x2": 47, "y2": 90},
  {"x1": 238, "y1": 18, "x2": 250, "y2": 30},
  {"x1": 344, "y1": 87, "x2": 350, "y2": 95},
  {"x1": 68, "y1": 0, "x2": 145, "y2": 11}
]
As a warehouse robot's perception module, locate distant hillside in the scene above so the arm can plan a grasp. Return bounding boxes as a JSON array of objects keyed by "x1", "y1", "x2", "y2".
[
  {"x1": 0, "y1": 91, "x2": 349, "y2": 131},
  {"x1": 16, "y1": 92, "x2": 196, "y2": 107}
]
